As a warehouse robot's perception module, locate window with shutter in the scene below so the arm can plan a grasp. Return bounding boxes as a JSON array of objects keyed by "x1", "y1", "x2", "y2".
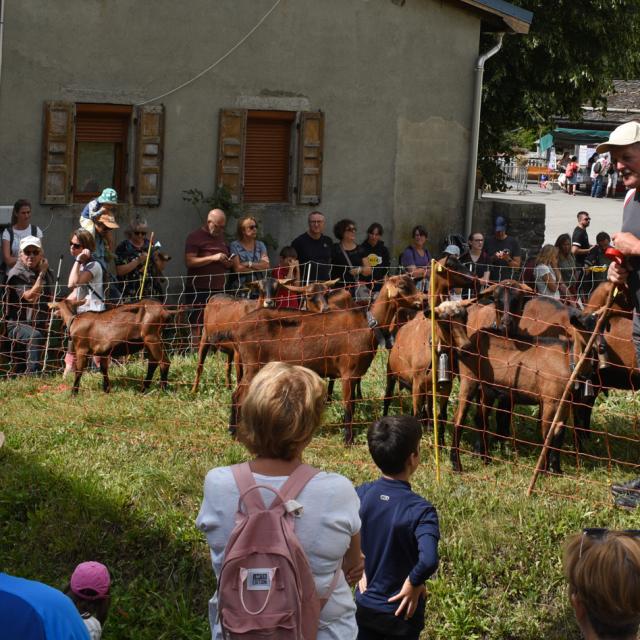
[
  {"x1": 74, "y1": 104, "x2": 132, "y2": 203},
  {"x1": 216, "y1": 108, "x2": 323, "y2": 206},
  {"x1": 41, "y1": 102, "x2": 75, "y2": 205},
  {"x1": 135, "y1": 105, "x2": 165, "y2": 206},
  {"x1": 244, "y1": 110, "x2": 295, "y2": 204}
]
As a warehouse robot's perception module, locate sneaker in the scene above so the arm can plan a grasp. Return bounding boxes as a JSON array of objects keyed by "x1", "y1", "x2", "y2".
[
  {"x1": 611, "y1": 477, "x2": 640, "y2": 495},
  {"x1": 614, "y1": 492, "x2": 640, "y2": 509}
]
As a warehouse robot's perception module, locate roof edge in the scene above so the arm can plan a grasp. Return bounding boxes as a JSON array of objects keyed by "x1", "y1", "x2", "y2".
[{"x1": 453, "y1": 0, "x2": 533, "y2": 34}]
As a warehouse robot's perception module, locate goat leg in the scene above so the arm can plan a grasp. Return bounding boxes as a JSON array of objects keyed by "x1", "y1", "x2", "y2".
[
  {"x1": 99, "y1": 357, "x2": 110, "y2": 393},
  {"x1": 192, "y1": 339, "x2": 210, "y2": 393},
  {"x1": 72, "y1": 352, "x2": 87, "y2": 395},
  {"x1": 341, "y1": 377, "x2": 355, "y2": 445}
]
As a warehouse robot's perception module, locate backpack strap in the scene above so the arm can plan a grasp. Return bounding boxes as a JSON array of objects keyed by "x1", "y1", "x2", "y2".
[
  {"x1": 278, "y1": 464, "x2": 320, "y2": 503},
  {"x1": 231, "y1": 462, "x2": 267, "y2": 513}
]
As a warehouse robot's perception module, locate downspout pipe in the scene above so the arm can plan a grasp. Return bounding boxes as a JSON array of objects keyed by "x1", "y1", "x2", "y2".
[
  {"x1": 0, "y1": 0, "x2": 5, "y2": 91},
  {"x1": 464, "y1": 33, "x2": 505, "y2": 239}
]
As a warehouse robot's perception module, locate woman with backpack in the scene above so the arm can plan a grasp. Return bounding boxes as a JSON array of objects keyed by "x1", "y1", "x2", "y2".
[
  {"x1": 1, "y1": 199, "x2": 43, "y2": 275},
  {"x1": 565, "y1": 156, "x2": 579, "y2": 196},
  {"x1": 197, "y1": 361, "x2": 363, "y2": 640}
]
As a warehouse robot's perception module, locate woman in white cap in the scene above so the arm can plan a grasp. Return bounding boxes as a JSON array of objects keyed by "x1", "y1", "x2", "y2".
[{"x1": 1, "y1": 199, "x2": 43, "y2": 276}]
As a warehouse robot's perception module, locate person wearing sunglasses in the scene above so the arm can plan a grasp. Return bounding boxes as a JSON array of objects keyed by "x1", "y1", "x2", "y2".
[
  {"x1": 563, "y1": 528, "x2": 640, "y2": 640},
  {"x1": 4, "y1": 236, "x2": 53, "y2": 374},
  {"x1": 229, "y1": 216, "x2": 270, "y2": 294},
  {"x1": 115, "y1": 218, "x2": 159, "y2": 301},
  {"x1": 330, "y1": 219, "x2": 372, "y2": 299}
]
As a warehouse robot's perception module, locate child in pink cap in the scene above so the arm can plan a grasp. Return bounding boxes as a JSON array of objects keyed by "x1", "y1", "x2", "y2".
[{"x1": 65, "y1": 561, "x2": 111, "y2": 640}]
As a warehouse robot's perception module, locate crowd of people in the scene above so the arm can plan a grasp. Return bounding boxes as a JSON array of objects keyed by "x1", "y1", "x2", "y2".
[
  {"x1": 0, "y1": 183, "x2": 621, "y2": 376},
  {"x1": 556, "y1": 150, "x2": 619, "y2": 198}
]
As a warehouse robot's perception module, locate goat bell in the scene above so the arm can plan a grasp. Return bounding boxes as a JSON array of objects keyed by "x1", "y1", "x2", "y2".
[
  {"x1": 437, "y1": 352, "x2": 451, "y2": 384},
  {"x1": 583, "y1": 379, "x2": 595, "y2": 398}
]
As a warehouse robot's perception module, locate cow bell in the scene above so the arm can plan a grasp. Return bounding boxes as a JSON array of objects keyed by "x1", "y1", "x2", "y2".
[
  {"x1": 597, "y1": 347, "x2": 609, "y2": 370},
  {"x1": 583, "y1": 379, "x2": 595, "y2": 398},
  {"x1": 437, "y1": 352, "x2": 451, "y2": 384}
]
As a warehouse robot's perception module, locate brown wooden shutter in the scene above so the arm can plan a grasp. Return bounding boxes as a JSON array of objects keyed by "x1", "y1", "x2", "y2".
[
  {"x1": 297, "y1": 111, "x2": 324, "y2": 205},
  {"x1": 216, "y1": 109, "x2": 247, "y2": 204},
  {"x1": 41, "y1": 101, "x2": 75, "y2": 205},
  {"x1": 134, "y1": 105, "x2": 164, "y2": 206},
  {"x1": 245, "y1": 111, "x2": 294, "y2": 203}
]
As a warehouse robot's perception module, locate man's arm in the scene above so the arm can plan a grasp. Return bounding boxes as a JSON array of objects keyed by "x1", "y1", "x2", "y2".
[
  {"x1": 185, "y1": 252, "x2": 230, "y2": 269},
  {"x1": 342, "y1": 532, "x2": 364, "y2": 586},
  {"x1": 20, "y1": 259, "x2": 50, "y2": 303}
]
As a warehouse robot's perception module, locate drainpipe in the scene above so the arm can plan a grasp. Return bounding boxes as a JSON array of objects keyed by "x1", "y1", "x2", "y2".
[
  {"x1": 464, "y1": 33, "x2": 505, "y2": 238},
  {"x1": 0, "y1": 0, "x2": 5, "y2": 91}
]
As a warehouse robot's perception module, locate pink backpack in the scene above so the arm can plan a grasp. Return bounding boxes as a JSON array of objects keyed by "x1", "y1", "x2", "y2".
[{"x1": 217, "y1": 462, "x2": 341, "y2": 639}]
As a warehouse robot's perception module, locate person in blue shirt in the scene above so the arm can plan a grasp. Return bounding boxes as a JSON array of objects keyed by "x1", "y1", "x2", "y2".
[
  {"x1": 355, "y1": 416, "x2": 440, "y2": 640},
  {"x1": 0, "y1": 572, "x2": 89, "y2": 639}
]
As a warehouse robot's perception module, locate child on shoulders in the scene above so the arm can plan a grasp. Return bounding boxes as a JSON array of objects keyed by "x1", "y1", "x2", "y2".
[{"x1": 356, "y1": 416, "x2": 440, "y2": 640}]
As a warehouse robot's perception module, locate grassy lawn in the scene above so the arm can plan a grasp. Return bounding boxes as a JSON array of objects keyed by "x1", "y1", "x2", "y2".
[{"x1": 1, "y1": 351, "x2": 639, "y2": 639}]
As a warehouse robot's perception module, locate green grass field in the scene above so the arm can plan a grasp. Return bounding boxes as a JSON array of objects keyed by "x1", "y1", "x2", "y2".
[{"x1": 1, "y1": 351, "x2": 639, "y2": 639}]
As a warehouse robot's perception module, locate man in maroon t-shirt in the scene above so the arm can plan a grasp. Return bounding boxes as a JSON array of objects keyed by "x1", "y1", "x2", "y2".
[{"x1": 185, "y1": 208, "x2": 232, "y2": 343}]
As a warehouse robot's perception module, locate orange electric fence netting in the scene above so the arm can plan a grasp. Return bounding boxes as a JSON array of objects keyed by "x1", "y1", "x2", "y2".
[{"x1": 0, "y1": 264, "x2": 638, "y2": 504}]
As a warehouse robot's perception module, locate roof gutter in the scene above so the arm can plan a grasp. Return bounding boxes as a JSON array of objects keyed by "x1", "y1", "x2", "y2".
[{"x1": 464, "y1": 32, "x2": 504, "y2": 238}]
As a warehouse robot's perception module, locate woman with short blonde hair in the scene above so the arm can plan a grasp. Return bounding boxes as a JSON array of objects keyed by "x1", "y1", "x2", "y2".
[
  {"x1": 563, "y1": 529, "x2": 640, "y2": 640},
  {"x1": 197, "y1": 361, "x2": 363, "y2": 640},
  {"x1": 229, "y1": 215, "x2": 270, "y2": 292}
]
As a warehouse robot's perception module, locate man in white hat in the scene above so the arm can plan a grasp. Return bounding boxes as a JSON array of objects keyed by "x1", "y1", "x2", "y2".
[
  {"x1": 5, "y1": 236, "x2": 54, "y2": 373},
  {"x1": 597, "y1": 121, "x2": 640, "y2": 506}
]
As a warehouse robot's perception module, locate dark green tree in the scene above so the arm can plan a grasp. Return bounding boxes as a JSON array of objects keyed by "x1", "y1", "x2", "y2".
[{"x1": 479, "y1": 0, "x2": 640, "y2": 190}]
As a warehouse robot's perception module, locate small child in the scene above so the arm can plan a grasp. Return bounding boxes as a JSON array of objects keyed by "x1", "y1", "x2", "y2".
[
  {"x1": 356, "y1": 416, "x2": 440, "y2": 640},
  {"x1": 273, "y1": 246, "x2": 301, "y2": 309},
  {"x1": 65, "y1": 561, "x2": 111, "y2": 640}
]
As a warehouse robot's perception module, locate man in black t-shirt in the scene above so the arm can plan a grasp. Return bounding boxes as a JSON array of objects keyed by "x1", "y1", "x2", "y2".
[
  {"x1": 291, "y1": 211, "x2": 333, "y2": 281},
  {"x1": 484, "y1": 216, "x2": 521, "y2": 281},
  {"x1": 571, "y1": 211, "x2": 594, "y2": 267}
]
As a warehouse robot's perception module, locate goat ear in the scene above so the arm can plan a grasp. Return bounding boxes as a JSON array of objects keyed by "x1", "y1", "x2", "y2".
[
  {"x1": 321, "y1": 278, "x2": 339, "y2": 288},
  {"x1": 70, "y1": 298, "x2": 86, "y2": 309},
  {"x1": 279, "y1": 283, "x2": 307, "y2": 293},
  {"x1": 518, "y1": 283, "x2": 535, "y2": 294},
  {"x1": 247, "y1": 281, "x2": 260, "y2": 289},
  {"x1": 478, "y1": 283, "x2": 500, "y2": 298},
  {"x1": 386, "y1": 282, "x2": 399, "y2": 298},
  {"x1": 47, "y1": 302, "x2": 58, "y2": 310},
  {"x1": 276, "y1": 278, "x2": 294, "y2": 286}
]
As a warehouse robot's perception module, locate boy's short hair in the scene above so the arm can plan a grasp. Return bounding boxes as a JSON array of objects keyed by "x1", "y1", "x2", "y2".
[
  {"x1": 280, "y1": 246, "x2": 297, "y2": 259},
  {"x1": 367, "y1": 416, "x2": 422, "y2": 475},
  {"x1": 238, "y1": 362, "x2": 326, "y2": 460}
]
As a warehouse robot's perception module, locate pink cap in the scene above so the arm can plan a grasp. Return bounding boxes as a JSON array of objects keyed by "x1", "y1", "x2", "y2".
[{"x1": 70, "y1": 561, "x2": 111, "y2": 600}]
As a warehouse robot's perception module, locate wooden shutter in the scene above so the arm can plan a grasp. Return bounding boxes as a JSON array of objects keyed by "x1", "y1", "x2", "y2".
[
  {"x1": 41, "y1": 101, "x2": 75, "y2": 205},
  {"x1": 296, "y1": 111, "x2": 324, "y2": 205},
  {"x1": 135, "y1": 105, "x2": 164, "y2": 206},
  {"x1": 216, "y1": 109, "x2": 247, "y2": 204},
  {"x1": 245, "y1": 111, "x2": 294, "y2": 203}
]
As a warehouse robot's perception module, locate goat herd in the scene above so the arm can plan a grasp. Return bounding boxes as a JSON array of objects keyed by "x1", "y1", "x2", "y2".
[{"x1": 49, "y1": 255, "x2": 639, "y2": 474}]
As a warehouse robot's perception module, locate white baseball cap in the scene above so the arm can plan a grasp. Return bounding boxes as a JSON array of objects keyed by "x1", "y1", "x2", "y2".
[
  {"x1": 596, "y1": 121, "x2": 640, "y2": 153},
  {"x1": 19, "y1": 235, "x2": 42, "y2": 252}
]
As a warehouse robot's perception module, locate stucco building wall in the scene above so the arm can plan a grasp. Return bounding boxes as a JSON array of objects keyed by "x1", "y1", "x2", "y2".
[{"x1": 0, "y1": 0, "x2": 479, "y2": 278}]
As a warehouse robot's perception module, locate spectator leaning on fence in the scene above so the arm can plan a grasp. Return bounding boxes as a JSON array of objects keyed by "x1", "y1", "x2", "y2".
[
  {"x1": 291, "y1": 211, "x2": 333, "y2": 282},
  {"x1": 331, "y1": 219, "x2": 372, "y2": 298},
  {"x1": 229, "y1": 216, "x2": 270, "y2": 293},
  {"x1": 400, "y1": 225, "x2": 431, "y2": 292},
  {"x1": 484, "y1": 216, "x2": 521, "y2": 281},
  {"x1": 5, "y1": 236, "x2": 54, "y2": 374},
  {"x1": 460, "y1": 232, "x2": 490, "y2": 295},
  {"x1": 359, "y1": 223, "x2": 390, "y2": 294},
  {"x1": 1, "y1": 199, "x2": 43, "y2": 278},
  {"x1": 115, "y1": 218, "x2": 160, "y2": 302}
]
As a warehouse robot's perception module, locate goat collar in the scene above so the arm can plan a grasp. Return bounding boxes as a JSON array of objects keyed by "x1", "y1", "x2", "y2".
[{"x1": 367, "y1": 309, "x2": 387, "y2": 348}]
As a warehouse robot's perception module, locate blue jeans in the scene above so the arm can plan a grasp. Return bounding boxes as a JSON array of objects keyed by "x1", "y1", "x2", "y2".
[
  {"x1": 7, "y1": 322, "x2": 44, "y2": 374},
  {"x1": 591, "y1": 175, "x2": 604, "y2": 197}
]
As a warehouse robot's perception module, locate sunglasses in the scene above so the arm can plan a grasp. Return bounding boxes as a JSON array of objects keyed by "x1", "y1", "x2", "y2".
[
  {"x1": 579, "y1": 528, "x2": 640, "y2": 558},
  {"x1": 346, "y1": 226, "x2": 357, "y2": 232},
  {"x1": 414, "y1": 232, "x2": 426, "y2": 238},
  {"x1": 23, "y1": 249, "x2": 40, "y2": 256},
  {"x1": 133, "y1": 231, "x2": 147, "y2": 236},
  {"x1": 245, "y1": 225, "x2": 257, "y2": 230},
  {"x1": 70, "y1": 242, "x2": 82, "y2": 249}
]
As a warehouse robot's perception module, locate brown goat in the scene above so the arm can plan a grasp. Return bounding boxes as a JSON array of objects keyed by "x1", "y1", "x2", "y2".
[
  {"x1": 229, "y1": 275, "x2": 423, "y2": 443},
  {"x1": 435, "y1": 300, "x2": 595, "y2": 474},
  {"x1": 50, "y1": 298, "x2": 175, "y2": 394},
  {"x1": 191, "y1": 277, "x2": 338, "y2": 392}
]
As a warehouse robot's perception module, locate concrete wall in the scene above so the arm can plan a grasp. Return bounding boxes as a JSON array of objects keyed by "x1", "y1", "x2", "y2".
[{"x1": 0, "y1": 0, "x2": 480, "y2": 282}]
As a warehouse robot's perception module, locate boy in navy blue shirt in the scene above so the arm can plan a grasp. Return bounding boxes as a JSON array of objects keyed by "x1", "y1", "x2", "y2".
[{"x1": 356, "y1": 416, "x2": 440, "y2": 640}]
